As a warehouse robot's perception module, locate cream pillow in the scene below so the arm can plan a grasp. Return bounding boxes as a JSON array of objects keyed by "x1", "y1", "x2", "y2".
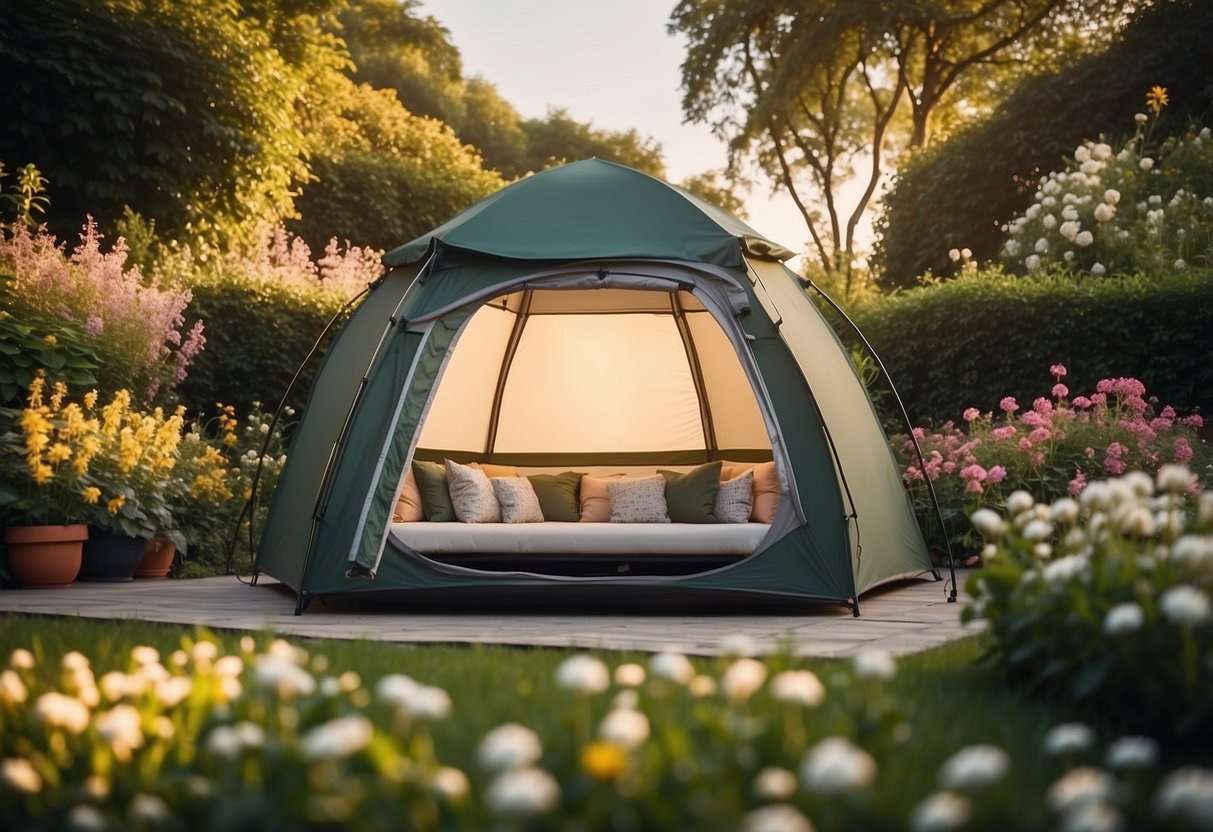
[
  {"x1": 445, "y1": 459, "x2": 501, "y2": 523},
  {"x1": 714, "y1": 468, "x2": 754, "y2": 524},
  {"x1": 491, "y1": 476, "x2": 544, "y2": 524},
  {"x1": 751, "y1": 461, "x2": 780, "y2": 523},
  {"x1": 392, "y1": 467, "x2": 424, "y2": 522},
  {"x1": 579, "y1": 474, "x2": 623, "y2": 522},
  {"x1": 607, "y1": 475, "x2": 671, "y2": 524}
]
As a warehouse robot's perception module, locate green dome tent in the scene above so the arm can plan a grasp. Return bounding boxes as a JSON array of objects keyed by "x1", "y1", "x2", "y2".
[{"x1": 253, "y1": 159, "x2": 946, "y2": 614}]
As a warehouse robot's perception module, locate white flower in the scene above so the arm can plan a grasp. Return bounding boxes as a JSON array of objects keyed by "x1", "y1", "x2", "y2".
[
  {"x1": 0, "y1": 669, "x2": 27, "y2": 705},
  {"x1": 9, "y1": 648, "x2": 34, "y2": 671},
  {"x1": 432, "y1": 766, "x2": 470, "y2": 802},
  {"x1": 252, "y1": 654, "x2": 315, "y2": 698},
  {"x1": 1075, "y1": 230, "x2": 1094, "y2": 247},
  {"x1": 948, "y1": 248, "x2": 961, "y2": 262},
  {"x1": 1091, "y1": 263, "x2": 1107, "y2": 276},
  {"x1": 649, "y1": 651, "x2": 695, "y2": 684},
  {"x1": 1172, "y1": 536, "x2": 1213, "y2": 569},
  {"x1": 938, "y1": 744, "x2": 1010, "y2": 791},
  {"x1": 689, "y1": 674, "x2": 717, "y2": 697},
  {"x1": 485, "y1": 767, "x2": 560, "y2": 816},
  {"x1": 1004, "y1": 239, "x2": 1021, "y2": 257},
  {"x1": 1026, "y1": 203, "x2": 1042, "y2": 219},
  {"x1": 1022, "y1": 519, "x2": 1054, "y2": 542},
  {"x1": 1118, "y1": 506, "x2": 1156, "y2": 538},
  {"x1": 1, "y1": 757, "x2": 42, "y2": 794},
  {"x1": 214, "y1": 655, "x2": 243, "y2": 677},
  {"x1": 1103, "y1": 602, "x2": 1144, "y2": 635},
  {"x1": 128, "y1": 794, "x2": 170, "y2": 825},
  {"x1": 1093, "y1": 203, "x2": 1115, "y2": 222},
  {"x1": 1043, "y1": 554, "x2": 1088, "y2": 584},
  {"x1": 34, "y1": 691, "x2": 91, "y2": 734},
  {"x1": 1092, "y1": 142, "x2": 1112, "y2": 160},
  {"x1": 1074, "y1": 145, "x2": 1091, "y2": 163},
  {"x1": 911, "y1": 791, "x2": 971, "y2": 832},
  {"x1": 1044, "y1": 722, "x2": 1095, "y2": 756},
  {"x1": 1105, "y1": 735, "x2": 1158, "y2": 770},
  {"x1": 1154, "y1": 766, "x2": 1213, "y2": 825},
  {"x1": 970, "y1": 508, "x2": 1006, "y2": 539},
  {"x1": 770, "y1": 670, "x2": 826, "y2": 708},
  {"x1": 130, "y1": 645, "x2": 160, "y2": 666},
  {"x1": 556, "y1": 654, "x2": 610, "y2": 694},
  {"x1": 1025, "y1": 254, "x2": 1042, "y2": 271},
  {"x1": 721, "y1": 632, "x2": 759, "y2": 657},
  {"x1": 598, "y1": 708, "x2": 649, "y2": 749},
  {"x1": 1062, "y1": 204, "x2": 1080, "y2": 221},
  {"x1": 66, "y1": 805, "x2": 107, "y2": 832},
  {"x1": 1140, "y1": 157, "x2": 1155, "y2": 170},
  {"x1": 1174, "y1": 258, "x2": 1187, "y2": 270},
  {"x1": 1043, "y1": 213, "x2": 1058, "y2": 229},
  {"x1": 1007, "y1": 491, "x2": 1036, "y2": 516},
  {"x1": 1059, "y1": 800, "x2": 1123, "y2": 832},
  {"x1": 410, "y1": 685, "x2": 453, "y2": 720},
  {"x1": 156, "y1": 676, "x2": 192, "y2": 709},
  {"x1": 853, "y1": 649, "x2": 896, "y2": 680},
  {"x1": 613, "y1": 663, "x2": 645, "y2": 687},
  {"x1": 1103, "y1": 188, "x2": 1120, "y2": 205},
  {"x1": 1051, "y1": 498, "x2": 1080, "y2": 525},
  {"x1": 299, "y1": 714, "x2": 373, "y2": 761},
  {"x1": 753, "y1": 766, "x2": 799, "y2": 800},
  {"x1": 96, "y1": 704, "x2": 144, "y2": 760},
  {"x1": 1135, "y1": 113, "x2": 1149, "y2": 124},
  {"x1": 800, "y1": 736, "x2": 877, "y2": 794},
  {"x1": 961, "y1": 247, "x2": 971, "y2": 260},
  {"x1": 1047, "y1": 767, "x2": 1118, "y2": 812},
  {"x1": 1036, "y1": 237, "x2": 1050, "y2": 253},
  {"x1": 740, "y1": 803, "x2": 815, "y2": 832},
  {"x1": 1160, "y1": 585, "x2": 1210, "y2": 626},
  {"x1": 721, "y1": 657, "x2": 767, "y2": 701},
  {"x1": 477, "y1": 723, "x2": 542, "y2": 771}
]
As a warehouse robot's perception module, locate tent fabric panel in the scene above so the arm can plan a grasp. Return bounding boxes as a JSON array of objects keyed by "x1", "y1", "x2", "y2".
[
  {"x1": 382, "y1": 160, "x2": 793, "y2": 268},
  {"x1": 416, "y1": 303, "x2": 518, "y2": 452},
  {"x1": 255, "y1": 264, "x2": 420, "y2": 587},
  {"x1": 523, "y1": 287, "x2": 708, "y2": 315},
  {"x1": 492, "y1": 312, "x2": 706, "y2": 454},
  {"x1": 749, "y1": 260, "x2": 931, "y2": 592},
  {"x1": 684, "y1": 311, "x2": 772, "y2": 452},
  {"x1": 684, "y1": 526, "x2": 853, "y2": 602}
]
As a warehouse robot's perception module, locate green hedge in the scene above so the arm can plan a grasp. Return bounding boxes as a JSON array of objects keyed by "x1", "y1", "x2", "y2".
[
  {"x1": 177, "y1": 271, "x2": 351, "y2": 418},
  {"x1": 849, "y1": 268, "x2": 1213, "y2": 426}
]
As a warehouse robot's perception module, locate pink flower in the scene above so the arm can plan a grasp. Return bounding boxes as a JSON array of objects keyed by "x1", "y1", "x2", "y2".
[
  {"x1": 992, "y1": 426, "x2": 1017, "y2": 441},
  {"x1": 987, "y1": 465, "x2": 1007, "y2": 484},
  {"x1": 1052, "y1": 384, "x2": 1069, "y2": 399},
  {"x1": 1031, "y1": 452, "x2": 1045, "y2": 466},
  {"x1": 1033, "y1": 397, "x2": 1053, "y2": 414},
  {"x1": 1105, "y1": 457, "x2": 1127, "y2": 475},
  {"x1": 1085, "y1": 447, "x2": 1095, "y2": 459},
  {"x1": 963, "y1": 407, "x2": 980, "y2": 422},
  {"x1": 1000, "y1": 397, "x2": 1019, "y2": 414},
  {"x1": 1018, "y1": 438, "x2": 1034, "y2": 452},
  {"x1": 1174, "y1": 437, "x2": 1194, "y2": 463},
  {"x1": 961, "y1": 464, "x2": 988, "y2": 482},
  {"x1": 1029, "y1": 427, "x2": 1051, "y2": 443},
  {"x1": 1089, "y1": 393, "x2": 1107, "y2": 407},
  {"x1": 965, "y1": 479, "x2": 985, "y2": 495},
  {"x1": 903, "y1": 467, "x2": 924, "y2": 482},
  {"x1": 1182, "y1": 414, "x2": 1204, "y2": 429},
  {"x1": 1068, "y1": 469, "x2": 1087, "y2": 496},
  {"x1": 942, "y1": 461, "x2": 957, "y2": 475},
  {"x1": 1050, "y1": 363, "x2": 1068, "y2": 378},
  {"x1": 1106, "y1": 442, "x2": 1127, "y2": 458},
  {"x1": 1072, "y1": 396, "x2": 1092, "y2": 409}
]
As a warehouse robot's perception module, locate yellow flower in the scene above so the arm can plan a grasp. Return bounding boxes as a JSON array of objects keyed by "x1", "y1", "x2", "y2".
[
  {"x1": 27, "y1": 372, "x2": 45, "y2": 408},
  {"x1": 49, "y1": 381, "x2": 67, "y2": 413},
  {"x1": 83, "y1": 390, "x2": 98, "y2": 410},
  {"x1": 107, "y1": 495, "x2": 126, "y2": 514},
  {"x1": 82, "y1": 487, "x2": 101, "y2": 505},
  {"x1": 45, "y1": 443, "x2": 72, "y2": 464},
  {"x1": 1146, "y1": 85, "x2": 1169, "y2": 114},
  {"x1": 31, "y1": 463, "x2": 54, "y2": 486},
  {"x1": 579, "y1": 741, "x2": 628, "y2": 782},
  {"x1": 43, "y1": 334, "x2": 58, "y2": 348}
]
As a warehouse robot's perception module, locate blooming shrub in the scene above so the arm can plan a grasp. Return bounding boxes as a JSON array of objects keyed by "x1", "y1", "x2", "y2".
[
  {"x1": 1000, "y1": 91, "x2": 1213, "y2": 277},
  {"x1": 895, "y1": 366, "x2": 1210, "y2": 553},
  {"x1": 965, "y1": 466, "x2": 1213, "y2": 738},
  {"x1": 0, "y1": 220, "x2": 204, "y2": 404},
  {"x1": 2, "y1": 635, "x2": 1212, "y2": 830}
]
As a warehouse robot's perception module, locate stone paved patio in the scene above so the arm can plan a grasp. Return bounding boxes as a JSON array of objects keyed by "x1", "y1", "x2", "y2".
[{"x1": 0, "y1": 569, "x2": 981, "y2": 657}]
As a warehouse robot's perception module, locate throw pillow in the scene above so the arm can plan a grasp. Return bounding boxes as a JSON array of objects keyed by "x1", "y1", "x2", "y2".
[
  {"x1": 412, "y1": 460, "x2": 454, "y2": 522},
  {"x1": 491, "y1": 476, "x2": 544, "y2": 523},
  {"x1": 608, "y1": 475, "x2": 671, "y2": 524},
  {"x1": 478, "y1": 462, "x2": 520, "y2": 478},
  {"x1": 714, "y1": 468, "x2": 754, "y2": 524},
  {"x1": 751, "y1": 461, "x2": 781, "y2": 523},
  {"x1": 528, "y1": 471, "x2": 583, "y2": 522},
  {"x1": 392, "y1": 467, "x2": 424, "y2": 523},
  {"x1": 658, "y1": 460, "x2": 722, "y2": 523},
  {"x1": 579, "y1": 474, "x2": 624, "y2": 522},
  {"x1": 445, "y1": 459, "x2": 502, "y2": 523}
]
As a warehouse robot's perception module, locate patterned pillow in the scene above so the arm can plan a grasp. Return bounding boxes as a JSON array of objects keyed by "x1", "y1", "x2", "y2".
[
  {"x1": 607, "y1": 475, "x2": 671, "y2": 524},
  {"x1": 492, "y1": 476, "x2": 544, "y2": 524},
  {"x1": 445, "y1": 459, "x2": 501, "y2": 523},
  {"x1": 714, "y1": 468, "x2": 754, "y2": 524}
]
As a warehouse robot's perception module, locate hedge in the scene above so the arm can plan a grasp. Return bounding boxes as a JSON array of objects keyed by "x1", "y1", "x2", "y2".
[{"x1": 848, "y1": 268, "x2": 1213, "y2": 426}]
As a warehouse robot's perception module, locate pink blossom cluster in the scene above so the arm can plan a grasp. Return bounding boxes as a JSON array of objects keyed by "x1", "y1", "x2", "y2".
[
  {"x1": 896, "y1": 366, "x2": 1206, "y2": 507},
  {"x1": 226, "y1": 224, "x2": 383, "y2": 296}
]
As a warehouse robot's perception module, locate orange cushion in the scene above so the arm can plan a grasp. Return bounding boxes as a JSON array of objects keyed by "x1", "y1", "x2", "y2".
[
  {"x1": 750, "y1": 461, "x2": 780, "y2": 523},
  {"x1": 392, "y1": 468, "x2": 424, "y2": 522},
  {"x1": 579, "y1": 474, "x2": 623, "y2": 522},
  {"x1": 477, "y1": 463, "x2": 520, "y2": 478}
]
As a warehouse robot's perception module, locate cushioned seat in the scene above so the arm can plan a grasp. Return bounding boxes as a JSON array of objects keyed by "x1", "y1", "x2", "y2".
[{"x1": 391, "y1": 521, "x2": 771, "y2": 557}]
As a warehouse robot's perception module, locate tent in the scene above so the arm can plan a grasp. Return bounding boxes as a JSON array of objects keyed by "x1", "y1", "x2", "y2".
[{"x1": 253, "y1": 159, "x2": 943, "y2": 614}]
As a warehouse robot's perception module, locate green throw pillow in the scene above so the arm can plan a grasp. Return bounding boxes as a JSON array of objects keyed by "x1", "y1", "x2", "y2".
[
  {"x1": 527, "y1": 472, "x2": 584, "y2": 522},
  {"x1": 659, "y1": 461, "x2": 722, "y2": 523},
  {"x1": 412, "y1": 460, "x2": 454, "y2": 522}
]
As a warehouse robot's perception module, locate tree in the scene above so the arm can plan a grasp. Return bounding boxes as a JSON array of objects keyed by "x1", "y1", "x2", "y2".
[
  {"x1": 520, "y1": 109, "x2": 666, "y2": 178},
  {"x1": 0, "y1": 0, "x2": 341, "y2": 246},
  {"x1": 874, "y1": 0, "x2": 1213, "y2": 288},
  {"x1": 670, "y1": 0, "x2": 1130, "y2": 297}
]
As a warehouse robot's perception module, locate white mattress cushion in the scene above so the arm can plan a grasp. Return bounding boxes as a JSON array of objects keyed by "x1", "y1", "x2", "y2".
[{"x1": 391, "y1": 521, "x2": 770, "y2": 556}]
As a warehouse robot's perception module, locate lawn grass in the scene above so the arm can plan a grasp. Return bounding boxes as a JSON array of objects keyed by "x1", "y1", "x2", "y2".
[{"x1": 0, "y1": 613, "x2": 1202, "y2": 830}]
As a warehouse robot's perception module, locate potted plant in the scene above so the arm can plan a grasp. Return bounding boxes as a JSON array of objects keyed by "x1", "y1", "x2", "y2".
[{"x1": 0, "y1": 372, "x2": 100, "y2": 586}]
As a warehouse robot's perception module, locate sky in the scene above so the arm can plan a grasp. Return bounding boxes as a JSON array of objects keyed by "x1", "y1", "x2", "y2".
[{"x1": 419, "y1": 0, "x2": 809, "y2": 259}]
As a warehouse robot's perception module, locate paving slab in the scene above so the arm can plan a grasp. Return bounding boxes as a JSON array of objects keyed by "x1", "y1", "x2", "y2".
[{"x1": 0, "y1": 569, "x2": 982, "y2": 657}]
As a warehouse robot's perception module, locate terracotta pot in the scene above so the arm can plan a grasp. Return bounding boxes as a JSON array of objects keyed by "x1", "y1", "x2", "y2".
[
  {"x1": 3, "y1": 524, "x2": 88, "y2": 588},
  {"x1": 134, "y1": 538, "x2": 176, "y2": 579},
  {"x1": 78, "y1": 528, "x2": 148, "y2": 582}
]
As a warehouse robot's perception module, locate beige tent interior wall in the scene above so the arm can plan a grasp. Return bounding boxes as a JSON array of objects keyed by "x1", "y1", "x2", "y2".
[{"x1": 418, "y1": 287, "x2": 771, "y2": 456}]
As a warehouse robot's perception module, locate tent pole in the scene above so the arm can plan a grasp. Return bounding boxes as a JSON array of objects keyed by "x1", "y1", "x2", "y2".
[
  {"x1": 670, "y1": 291, "x2": 718, "y2": 455},
  {"x1": 799, "y1": 278, "x2": 959, "y2": 604},
  {"x1": 484, "y1": 289, "x2": 533, "y2": 456}
]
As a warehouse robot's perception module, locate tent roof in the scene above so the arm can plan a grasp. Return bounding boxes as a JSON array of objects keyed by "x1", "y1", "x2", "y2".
[{"x1": 382, "y1": 159, "x2": 794, "y2": 269}]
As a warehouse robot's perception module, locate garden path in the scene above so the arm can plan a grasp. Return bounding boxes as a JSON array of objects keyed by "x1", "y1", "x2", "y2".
[{"x1": 0, "y1": 571, "x2": 980, "y2": 657}]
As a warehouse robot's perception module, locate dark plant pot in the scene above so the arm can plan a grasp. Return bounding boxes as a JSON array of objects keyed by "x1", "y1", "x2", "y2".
[
  {"x1": 79, "y1": 528, "x2": 148, "y2": 582},
  {"x1": 3, "y1": 524, "x2": 88, "y2": 587}
]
